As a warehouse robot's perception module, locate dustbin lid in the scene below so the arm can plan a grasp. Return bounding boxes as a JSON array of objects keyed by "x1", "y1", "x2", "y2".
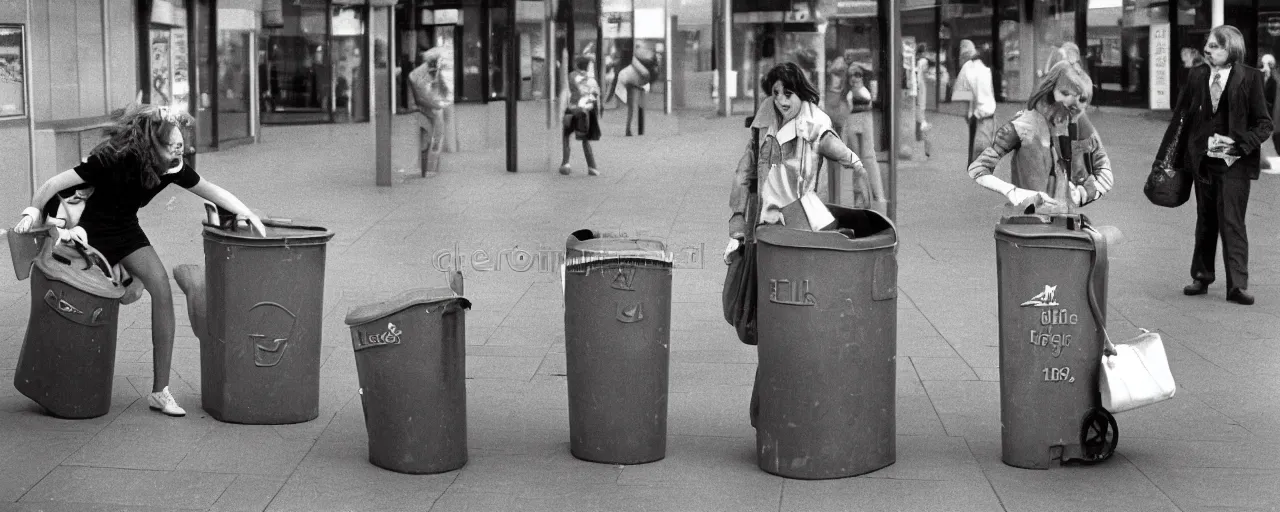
[
  {"x1": 344, "y1": 286, "x2": 471, "y2": 326},
  {"x1": 203, "y1": 220, "x2": 334, "y2": 247},
  {"x1": 565, "y1": 230, "x2": 672, "y2": 266},
  {"x1": 34, "y1": 240, "x2": 125, "y2": 299}
]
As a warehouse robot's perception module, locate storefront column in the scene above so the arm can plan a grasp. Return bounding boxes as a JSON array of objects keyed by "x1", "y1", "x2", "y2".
[
  {"x1": 717, "y1": 0, "x2": 731, "y2": 116},
  {"x1": 1212, "y1": 0, "x2": 1224, "y2": 27}
]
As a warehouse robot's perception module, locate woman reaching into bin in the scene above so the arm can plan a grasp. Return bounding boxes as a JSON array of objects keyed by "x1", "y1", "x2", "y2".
[
  {"x1": 725, "y1": 61, "x2": 870, "y2": 258},
  {"x1": 967, "y1": 61, "x2": 1113, "y2": 210},
  {"x1": 722, "y1": 62, "x2": 871, "y2": 427},
  {"x1": 12, "y1": 103, "x2": 267, "y2": 417}
]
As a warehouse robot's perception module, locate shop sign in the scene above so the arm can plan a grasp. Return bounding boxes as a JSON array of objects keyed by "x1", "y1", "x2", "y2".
[
  {"x1": 834, "y1": 0, "x2": 876, "y2": 17},
  {"x1": 1149, "y1": 22, "x2": 1170, "y2": 110}
]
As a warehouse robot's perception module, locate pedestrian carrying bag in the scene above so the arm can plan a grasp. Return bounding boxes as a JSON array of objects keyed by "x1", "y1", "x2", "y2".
[
  {"x1": 1099, "y1": 329, "x2": 1177, "y2": 413},
  {"x1": 723, "y1": 125, "x2": 762, "y2": 345},
  {"x1": 1144, "y1": 95, "x2": 1196, "y2": 207}
]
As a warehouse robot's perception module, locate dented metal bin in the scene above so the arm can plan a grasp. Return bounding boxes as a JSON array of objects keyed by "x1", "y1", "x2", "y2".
[
  {"x1": 754, "y1": 206, "x2": 898, "y2": 479},
  {"x1": 563, "y1": 229, "x2": 673, "y2": 465},
  {"x1": 346, "y1": 281, "x2": 471, "y2": 474}
]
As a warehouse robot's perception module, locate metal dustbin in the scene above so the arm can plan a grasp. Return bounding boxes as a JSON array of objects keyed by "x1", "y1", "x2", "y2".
[
  {"x1": 14, "y1": 238, "x2": 125, "y2": 419},
  {"x1": 995, "y1": 213, "x2": 1116, "y2": 469},
  {"x1": 754, "y1": 205, "x2": 898, "y2": 479},
  {"x1": 563, "y1": 229, "x2": 673, "y2": 465},
  {"x1": 345, "y1": 276, "x2": 471, "y2": 474},
  {"x1": 199, "y1": 219, "x2": 334, "y2": 424}
]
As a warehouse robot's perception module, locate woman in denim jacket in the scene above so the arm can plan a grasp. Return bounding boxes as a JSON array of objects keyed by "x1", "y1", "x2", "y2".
[{"x1": 724, "y1": 63, "x2": 870, "y2": 261}]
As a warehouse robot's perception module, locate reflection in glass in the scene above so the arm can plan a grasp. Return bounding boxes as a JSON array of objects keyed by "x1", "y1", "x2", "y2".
[
  {"x1": 218, "y1": 31, "x2": 252, "y2": 141},
  {"x1": 262, "y1": 0, "x2": 330, "y2": 123}
]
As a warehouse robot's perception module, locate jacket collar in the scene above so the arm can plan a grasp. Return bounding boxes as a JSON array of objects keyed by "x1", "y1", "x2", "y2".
[{"x1": 750, "y1": 101, "x2": 826, "y2": 146}]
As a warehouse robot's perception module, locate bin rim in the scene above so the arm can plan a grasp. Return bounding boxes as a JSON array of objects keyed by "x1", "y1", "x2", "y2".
[
  {"x1": 33, "y1": 239, "x2": 125, "y2": 299},
  {"x1": 344, "y1": 286, "x2": 471, "y2": 326},
  {"x1": 564, "y1": 229, "x2": 672, "y2": 266},
  {"x1": 994, "y1": 223, "x2": 1096, "y2": 244},
  {"x1": 755, "y1": 224, "x2": 897, "y2": 252},
  {"x1": 203, "y1": 222, "x2": 334, "y2": 247}
]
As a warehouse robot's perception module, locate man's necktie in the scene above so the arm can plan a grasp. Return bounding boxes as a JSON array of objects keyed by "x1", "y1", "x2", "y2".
[{"x1": 1211, "y1": 71, "x2": 1223, "y2": 113}]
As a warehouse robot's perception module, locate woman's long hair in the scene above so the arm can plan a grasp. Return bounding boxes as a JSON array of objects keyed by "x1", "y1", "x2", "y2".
[
  {"x1": 761, "y1": 62, "x2": 821, "y2": 105},
  {"x1": 1026, "y1": 61, "x2": 1093, "y2": 112},
  {"x1": 92, "y1": 103, "x2": 194, "y2": 189}
]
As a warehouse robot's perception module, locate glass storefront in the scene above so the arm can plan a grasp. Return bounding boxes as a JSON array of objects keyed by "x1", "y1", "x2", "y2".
[
  {"x1": 260, "y1": 0, "x2": 367, "y2": 124},
  {"x1": 1086, "y1": 0, "x2": 1166, "y2": 107}
]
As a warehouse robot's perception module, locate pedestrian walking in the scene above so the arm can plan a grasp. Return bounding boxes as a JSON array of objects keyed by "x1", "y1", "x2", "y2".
[
  {"x1": 952, "y1": 39, "x2": 998, "y2": 163},
  {"x1": 841, "y1": 64, "x2": 886, "y2": 213},
  {"x1": 11, "y1": 103, "x2": 267, "y2": 416},
  {"x1": 967, "y1": 61, "x2": 1114, "y2": 211},
  {"x1": 614, "y1": 48, "x2": 659, "y2": 136},
  {"x1": 1173, "y1": 25, "x2": 1273, "y2": 305},
  {"x1": 408, "y1": 47, "x2": 454, "y2": 176},
  {"x1": 559, "y1": 55, "x2": 602, "y2": 176}
]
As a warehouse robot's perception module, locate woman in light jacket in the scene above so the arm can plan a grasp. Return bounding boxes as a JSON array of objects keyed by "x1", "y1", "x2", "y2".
[{"x1": 724, "y1": 62, "x2": 869, "y2": 262}]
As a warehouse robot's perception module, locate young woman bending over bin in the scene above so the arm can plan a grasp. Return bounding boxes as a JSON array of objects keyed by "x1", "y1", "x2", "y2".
[
  {"x1": 12, "y1": 103, "x2": 267, "y2": 417},
  {"x1": 967, "y1": 61, "x2": 1114, "y2": 211},
  {"x1": 724, "y1": 62, "x2": 871, "y2": 262}
]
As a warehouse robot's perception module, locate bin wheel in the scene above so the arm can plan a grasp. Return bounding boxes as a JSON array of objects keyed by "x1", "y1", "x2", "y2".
[{"x1": 1079, "y1": 407, "x2": 1118, "y2": 463}]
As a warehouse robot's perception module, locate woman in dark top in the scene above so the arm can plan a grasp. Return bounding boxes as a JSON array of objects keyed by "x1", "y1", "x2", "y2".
[{"x1": 13, "y1": 103, "x2": 266, "y2": 417}]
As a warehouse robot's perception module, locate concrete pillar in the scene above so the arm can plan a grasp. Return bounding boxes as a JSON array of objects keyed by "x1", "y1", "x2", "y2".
[{"x1": 717, "y1": 0, "x2": 731, "y2": 116}]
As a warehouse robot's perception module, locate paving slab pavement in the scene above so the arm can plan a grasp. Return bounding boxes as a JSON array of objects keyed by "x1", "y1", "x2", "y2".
[{"x1": 0, "y1": 105, "x2": 1276, "y2": 511}]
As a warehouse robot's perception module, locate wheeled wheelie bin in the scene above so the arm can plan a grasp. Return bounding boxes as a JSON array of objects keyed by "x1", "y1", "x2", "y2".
[
  {"x1": 345, "y1": 274, "x2": 471, "y2": 474},
  {"x1": 753, "y1": 205, "x2": 898, "y2": 479},
  {"x1": 995, "y1": 212, "x2": 1117, "y2": 469},
  {"x1": 14, "y1": 238, "x2": 125, "y2": 419},
  {"x1": 563, "y1": 229, "x2": 673, "y2": 465}
]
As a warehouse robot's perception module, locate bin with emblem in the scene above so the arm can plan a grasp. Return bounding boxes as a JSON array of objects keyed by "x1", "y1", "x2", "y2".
[
  {"x1": 753, "y1": 205, "x2": 898, "y2": 479},
  {"x1": 345, "y1": 273, "x2": 470, "y2": 474},
  {"x1": 995, "y1": 212, "x2": 1116, "y2": 469},
  {"x1": 13, "y1": 236, "x2": 126, "y2": 419},
  {"x1": 563, "y1": 229, "x2": 673, "y2": 465},
  {"x1": 174, "y1": 210, "x2": 334, "y2": 425}
]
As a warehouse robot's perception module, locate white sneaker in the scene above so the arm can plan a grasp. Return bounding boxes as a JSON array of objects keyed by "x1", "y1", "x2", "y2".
[{"x1": 148, "y1": 386, "x2": 186, "y2": 417}]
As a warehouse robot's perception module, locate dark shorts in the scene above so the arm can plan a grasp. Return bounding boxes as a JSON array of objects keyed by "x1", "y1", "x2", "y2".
[
  {"x1": 563, "y1": 109, "x2": 601, "y2": 141},
  {"x1": 80, "y1": 220, "x2": 151, "y2": 267}
]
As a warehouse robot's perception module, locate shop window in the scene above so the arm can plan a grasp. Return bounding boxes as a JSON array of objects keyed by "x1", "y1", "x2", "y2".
[
  {"x1": 460, "y1": 5, "x2": 484, "y2": 101},
  {"x1": 941, "y1": 0, "x2": 994, "y2": 105},
  {"x1": 489, "y1": 0, "x2": 511, "y2": 99}
]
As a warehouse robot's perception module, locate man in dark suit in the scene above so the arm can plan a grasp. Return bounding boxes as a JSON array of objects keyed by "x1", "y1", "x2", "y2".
[{"x1": 1175, "y1": 25, "x2": 1273, "y2": 305}]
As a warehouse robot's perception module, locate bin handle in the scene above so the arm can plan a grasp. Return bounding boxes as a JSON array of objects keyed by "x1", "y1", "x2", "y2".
[
  {"x1": 1083, "y1": 225, "x2": 1117, "y2": 358},
  {"x1": 43, "y1": 289, "x2": 110, "y2": 327}
]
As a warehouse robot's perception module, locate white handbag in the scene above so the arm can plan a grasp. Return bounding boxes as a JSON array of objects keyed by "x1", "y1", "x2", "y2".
[{"x1": 1100, "y1": 329, "x2": 1177, "y2": 413}]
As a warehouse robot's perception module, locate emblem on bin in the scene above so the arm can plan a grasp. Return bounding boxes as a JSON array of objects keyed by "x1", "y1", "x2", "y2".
[
  {"x1": 246, "y1": 301, "x2": 298, "y2": 367},
  {"x1": 616, "y1": 302, "x2": 645, "y2": 323},
  {"x1": 768, "y1": 279, "x2": 816, "y2": 307},
  {"x1": 611, "y1": 268, "x2": 636, "y2": 291},
  {"x1": 354, "y1": 322, "x2": 404, "y2": 351},
  {"x1": 1021, "y1": 285, "x2": 1059, "y2": 307}
]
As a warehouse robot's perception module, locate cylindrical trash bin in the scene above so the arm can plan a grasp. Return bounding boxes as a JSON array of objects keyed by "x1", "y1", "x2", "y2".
[
  {"x1": 754, "y1": 205, "x2": 898, "y2": 479},
  {"x1": 345, "y1": 284, "x2": 471, "y2": 474},
  {"x1": 563, "y1": 229, "x2": 672, "y2": 465},
  {"x1": 995, "y1": 213, "x2": 1116, "y2": 469},
  {"x1": 201, "y1": 222, "x2": 334, "y2": 424},
  {"x1": 14, "y1": 239, "x2": 125, "y2": 419}
]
